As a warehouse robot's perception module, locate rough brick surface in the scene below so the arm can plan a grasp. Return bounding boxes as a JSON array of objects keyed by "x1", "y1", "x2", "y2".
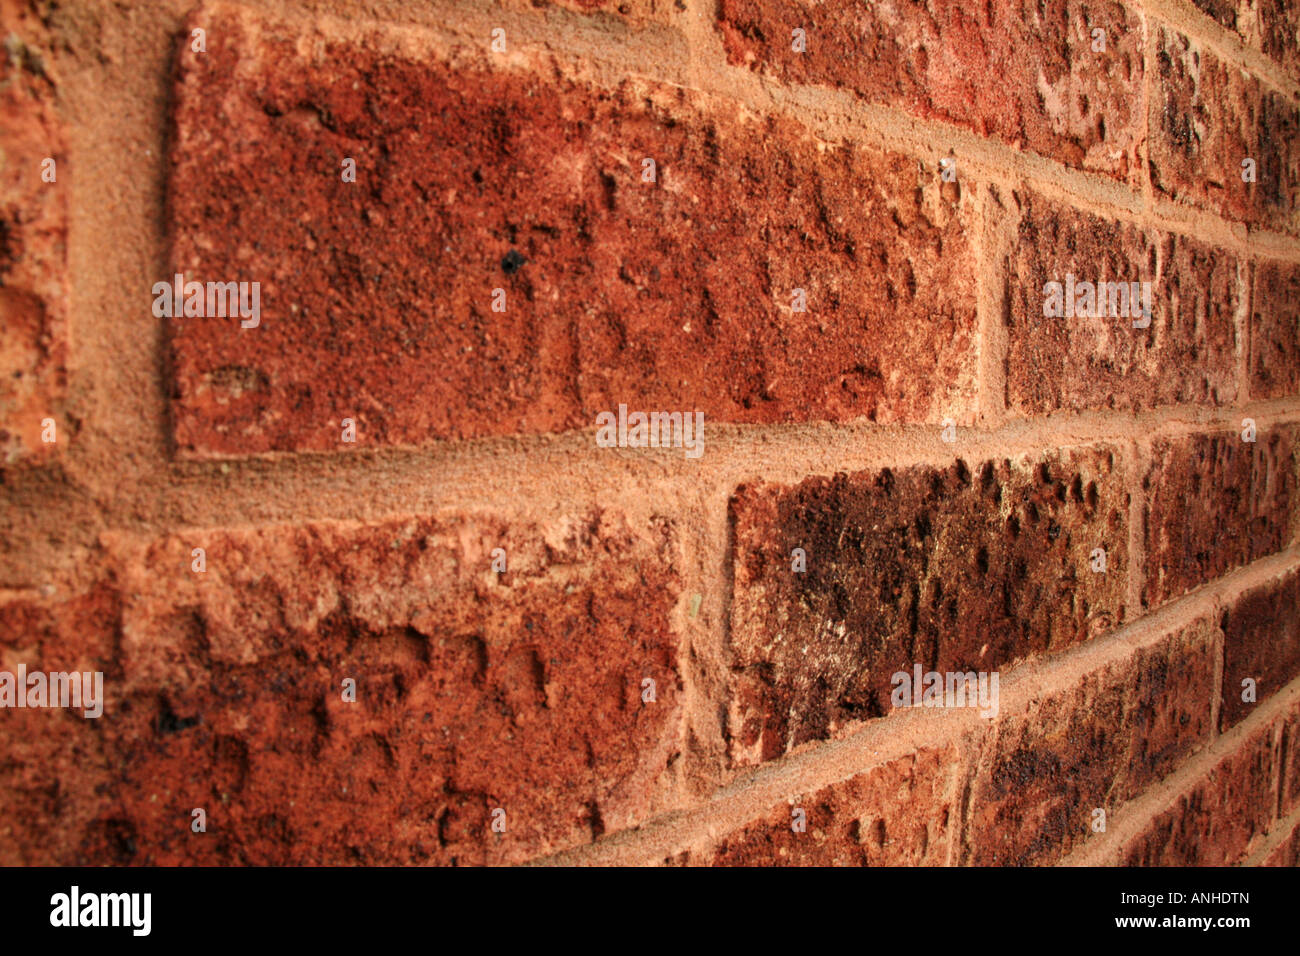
[
  {"x1": 14, "y1": 511, "x2": 681, "y2": 865},
  {"x1": 1122, "y1": 724, "x2": 1278, "y2": 865},
  {"x1": 1142, "y1": 429, "x2": 1295, "y2": 608},
  {"x1": 1251, "y1": 261, "x2": 1300, "y2": 400},
  {"x1": 0, "y1": 0, "x2": 66, "y2": 467},
  {"x1": 1150, "y1": 27, "x2": 1300, "y2": 234},
  {"x1": 1190, "y1": 0, "x2": 1300, "y2": 79},
  {"x1": 716, "y1": 0, "x2": 1144, "y2": 184},
  {"x1": 0, "y1": 586, "x2": 120, "y2": 865},
  {"x1": 966, "y1": 616, "x2": 1217, "y2": 865},
  {"x1": 728, "y1": 446, "x2": 1127, "y2": 765},
  {"x1": 1281, "y1": 697, "x2": 1300, "y2": 815},
  {"x1": 1259, "y1": 0, "x2": 1300, "y2": 77},
  {"x1": 1261, "y1": 818, "x2": 1300, "y2": 866},
  {"x1": 167, "y1": 4, "x2": 977, "y2": 456},
  {"x1": 689, "y1": 746, "x2": 956, "y2": 866},
  {"x1": 1005, "y1": 189, "x2": 1239, "y2": 415},
  {"x1": 1220, "y1": 568, "x2": 1300, "y2": 731}
]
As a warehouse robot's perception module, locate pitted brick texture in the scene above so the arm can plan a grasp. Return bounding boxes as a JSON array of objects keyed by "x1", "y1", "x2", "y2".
[
  {"x1": 167, "y1": 4, "x2": 977, "y2": 456},
  {"x1": 1, "y1": 512, "x2": 681, "y2": 865},
  {"x1": 1142, "y1": 429, "x2": 1295, "y2": 609},
  {"x1": 965, "y1": 615, "x2": 1217, "y2": 865},
  {"x1": 689, "y1": 746, "x2": 957, "y2": 866},
  {"x1": 0, "y1": 0, "x2": 66, "y2": 467},
  {"x1": 1219, "y1": 567, "x2": 1300, "y2": 731},
  {"x1": 1122, "y1": 723, "x2": 1279, "y2": 865},
  {"x1": 1005, "y1": 190, "x2": 1240, "y2": 414},
  {"x1": 728, "y1": 446, "x2": 1127, "y2": 766},
  {"x1": 716, "y1": 0, "x2": 1145, "y2": 185},
  {"x1": 1150, "y1": 28, "x2": 1300, "y2": 234},
  {"x1": 1251, "y1": 261, "x2": 1300, "y2": 400}
]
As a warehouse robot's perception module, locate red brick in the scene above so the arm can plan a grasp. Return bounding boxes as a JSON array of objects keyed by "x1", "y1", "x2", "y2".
[
  {"x1": 1122, "y1": 724, "x2": 1278, "y2": 865},
  {"x1": 1150, "y1": 27, "x2": 1300, "y2": 234},
  {"x1": 1259, "y1": 0, "x2": 1300, "y2": 78},
  {"x1": 94, "y1": 509, "x2": 680, "y2": 864},
  {"x1": 0, "y1": 0, "x2": 67, "y2": 467},
  {"x1": 717, "y1": 0, "x2": 1144, "y2": 184},
  {"x1": 1188, "y1": 0, "x2": 1300, "y2": 80},
  {"x1": 1142, "y1": 428, "x2": 1295, "y2": 609},
  {"x1": 966, "y1": 615, "x2": 1217, "y2": 865},
  {"x1": 1005, "y1": 189, "x2": 1240, "y2": 415},
  {"x1": 1260, "y1": 816, "x2": 1300, "y2": 866},
  {"x1": 1220, "y1": 568, "x2": 1300, "y2": 731},
  {"x1": 1250, "y1": 261, "x2": 1300, "y2": 400},
  {"x1": 728, "y1": 445, "x2": 1127, "y2": 766},
  {"x1": 1281, "y1": 696, "x2": 1300, "y2": 816},
  {"x1": 689, "y1": 746, "x2": 957, "y2": 866},
  {"x1": 0, "y1": 585, "x2": 120, "y2": 865},
  {"x1": 167, "y1": 4, "x2": 977, "y2": 456}
]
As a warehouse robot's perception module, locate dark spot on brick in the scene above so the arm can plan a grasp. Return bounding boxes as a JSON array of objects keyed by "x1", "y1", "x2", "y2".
[{"x1": 501, "y1": 249, "x2": 527, "y2": 275}]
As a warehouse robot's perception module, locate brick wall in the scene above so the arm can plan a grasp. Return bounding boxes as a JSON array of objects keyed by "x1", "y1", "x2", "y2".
[{"x1": 1, "y1": 0, "x2": 1298, "y2": 866}]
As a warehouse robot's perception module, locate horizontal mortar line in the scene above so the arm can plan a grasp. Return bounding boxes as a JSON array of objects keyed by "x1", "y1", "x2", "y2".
[
  {"x1": 1061, "y1": 674, "x2": 1300, "y2": 866},
  {"x1": 45, "y1": 399, "x2": 1300, "y2": 537},
  {"x1": 1241, "y1": 803, "x2": 1300, "y2": 866},
  {"x1": 224, "y1": 0, "x2": 1300, "y2": 261},
  {"x1": 530, "y1": 546, "x2": 1300, "y2": 866},
  {"x1": 702, "y1": 80, "x2": 1298, "y2": 262},
  {"x1": 1138, "y1": 0, "x2": 1300, "y2": 99}
]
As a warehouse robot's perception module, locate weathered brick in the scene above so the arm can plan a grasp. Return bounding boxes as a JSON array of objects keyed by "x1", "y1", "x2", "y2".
[
  {"x1": 1261, "y1": 816, "x2": 1300, "y2": 866},
  {"x1": 1188, "y1": 0, "x2": 1300, "y2": 80},
  {"x1": 167, "y1": 4, "x2": 977, "y2": 456},
  {"x1": 1122, "y1": 724, "x2": 1278, "y2": 865},
  {"x1": 728, "y1": 446, "x2": 1127, "y2": 765},
  {"x1": 1250, "y1": 261, "x2": 1300, "y2": 400},
  {"x1": 1005, "y1": 189, "x2": 1239, "y2": 415},
  {"x1": 966, "y1": 615, "x2": 1217, "y2": 865},
  {"x1": 689, "y1": 746, "x2": 957, "y2": 866},
  {"x1": 1143, "y1": 429, "x2": 1295, "y2": 609},
  {"x1": 1281, "y1": 696, "x2": 1300, "y2": 816},
  {"x1": 1187, "y1": 0, "x2": 1239, "y2": 31},
  {"x1": 1220, "y1": 568, "x2": 1300, "y2": 731},
  {"x1": 1259, "y1": 0, "x2": 1300, "y2": 78},
  {"x1": 717, "y1": 0, "x2": 1144, "y2": 184},
  {"x1": 95, "y1": 509, "x2": 681, "y2": 864},
  {"x1": 1150, "y1": 27, "x2": 1300, "y2": 234},
  {"x1": 0, "y1": 585, "x2": 120, "y2": 865},
  {"x1": 0, "y1": 0, "x2": 67, "y2": 466}
]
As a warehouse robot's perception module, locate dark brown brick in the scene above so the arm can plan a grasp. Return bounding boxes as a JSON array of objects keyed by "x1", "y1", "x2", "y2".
[
  {"x1": 1005, "y1": 190, "x2": 1239, "y2": 415},
  {"x1": 692, "y1": 746, "x2": 957, "y2": 866},
  {"x1": 716, "y1": 0, "x2": 1144, "y2": 185},
  {"x1": 1122, "y1": 724, "x2": 1278, "y2": 865},
  {"x1": 728, "y1": 445, "x2": 1127, "y2": 766},
  {"x1": 1259, "y1": 0, "x2": 1300, "y2": 78},
  {"x1": 0, "y1": 0, "x2": 66, "y2": 467},
  {"x1": 1143, "y1": 429, "x2": 1295, "y2": 609},
  {"x1": 97, "y1": 509, "x2": 681, "y2": 864},
  {"x1": 1220, "y1": 568, "x2": 1300, "y2": 731},
  {"x1": 966, "y1": 615, "x2": 1217, "y2": 865},
  {"x1": 1251, "y1": 261, "x2": 1300, "y2": 400},
  {"x1": 168, "y1": 4, "x2": 977, "y2": 456},
  {"x1": 1281, "y1": 696, "x2": 1300, "y2": 816},
  {"x1": 1150, "y1": 27, "x2": 1300, "y2": 234}
]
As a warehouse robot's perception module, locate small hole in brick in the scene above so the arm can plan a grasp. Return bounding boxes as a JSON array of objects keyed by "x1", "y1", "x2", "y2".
[{"x1": 501, "y1": 249, "x2": 527, "y2": 275}]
